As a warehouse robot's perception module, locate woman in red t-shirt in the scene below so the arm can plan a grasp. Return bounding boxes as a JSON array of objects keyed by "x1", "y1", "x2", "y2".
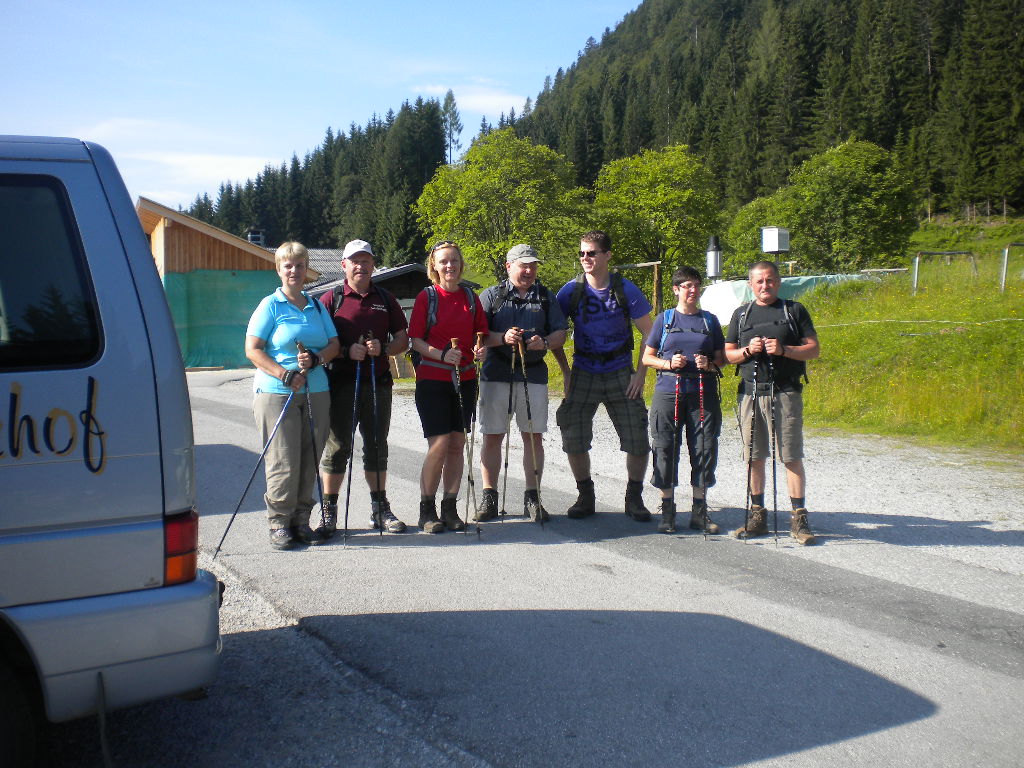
[{"x1": 409, "y1": 242, "x2": 488, "y2": 533}]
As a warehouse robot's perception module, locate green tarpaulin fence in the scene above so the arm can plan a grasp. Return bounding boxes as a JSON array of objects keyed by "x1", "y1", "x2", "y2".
[{"x1": 163, "y1": 270, "x2": 280, "y2": 369}]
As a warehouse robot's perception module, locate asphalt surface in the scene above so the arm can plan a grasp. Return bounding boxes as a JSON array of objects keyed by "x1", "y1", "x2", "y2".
[{"x1": 42, "y1": 370, "x2": 1024, "y2": 767}]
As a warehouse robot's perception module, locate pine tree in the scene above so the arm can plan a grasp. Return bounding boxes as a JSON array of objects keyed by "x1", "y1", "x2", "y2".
[{"x1": 441, "y1": 89, "x2": 463, "y2": 164}]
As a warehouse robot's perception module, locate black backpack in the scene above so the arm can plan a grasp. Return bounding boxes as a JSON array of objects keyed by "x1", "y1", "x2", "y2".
[
  {"x1": 734, "y1": 298, "x2": 808, "y2": 383},
  {"x1": 488, "y1": 280, "x2": 553, "y2": 331}
]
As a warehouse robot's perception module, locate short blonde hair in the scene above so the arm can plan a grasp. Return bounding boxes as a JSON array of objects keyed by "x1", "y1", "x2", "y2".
[
  {"x1": 426, "y1": 241, "x2": 463, "y2": 284},
  {"x1": 275, "y1": 241, "x2": 309, "y2": 269}
]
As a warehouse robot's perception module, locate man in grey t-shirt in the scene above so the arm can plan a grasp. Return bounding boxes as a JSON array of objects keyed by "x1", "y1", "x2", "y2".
[{"x1": 477, "y1": 244, "x2": 568, "y2": 522}]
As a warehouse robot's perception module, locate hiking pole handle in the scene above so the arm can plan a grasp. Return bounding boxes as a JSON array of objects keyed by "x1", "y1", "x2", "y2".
[{"x1": 365, "y1": 329, "x2": 380, "y2": 357}]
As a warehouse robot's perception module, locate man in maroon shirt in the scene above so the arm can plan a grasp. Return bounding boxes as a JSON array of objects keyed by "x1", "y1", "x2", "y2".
[{"x1": 316, "y1": 239, "x2": 410, "y2": 537}]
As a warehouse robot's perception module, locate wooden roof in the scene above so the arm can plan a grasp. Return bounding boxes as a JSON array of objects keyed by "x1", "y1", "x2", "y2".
[{"x1": 135, "y1": 197, "x2": 320, "y2": 279}]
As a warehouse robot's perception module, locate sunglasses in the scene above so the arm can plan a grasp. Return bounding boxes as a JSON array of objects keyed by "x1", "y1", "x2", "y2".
[{"x1": 579, "y1": 249, "x2": 607, "y2": 259}]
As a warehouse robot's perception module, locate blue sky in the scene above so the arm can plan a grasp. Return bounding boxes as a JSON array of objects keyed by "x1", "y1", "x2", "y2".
[{"x1": 6, "y1": 0, "x2": 640, "y2": 208}]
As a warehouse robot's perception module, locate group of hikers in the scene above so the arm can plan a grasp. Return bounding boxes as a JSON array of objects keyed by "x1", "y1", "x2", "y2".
[{"x1": 243, "y1": 230, "x2": 820, "y2": 550}]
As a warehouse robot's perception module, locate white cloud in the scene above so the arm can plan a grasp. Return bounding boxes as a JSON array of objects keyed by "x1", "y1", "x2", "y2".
[
  {"x1": 416, "y1": 81, "x2": 527, "y2": 117},
  {"x1": 118, "y1": 151, "x2": 275, "y2": 209}
]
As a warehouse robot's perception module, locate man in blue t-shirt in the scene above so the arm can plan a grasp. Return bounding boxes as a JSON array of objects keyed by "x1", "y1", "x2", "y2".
[{"x1": 555, "y1": 230, "x2": 654, "y2": 522}]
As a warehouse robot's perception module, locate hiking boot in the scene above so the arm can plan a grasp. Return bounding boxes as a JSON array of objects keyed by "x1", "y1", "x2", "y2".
[
  {"x1": 440, "y1": 497, "x2": 466, "y2": 532},
  {"x1": 524, "y1": 490, "x2": 549, "y2": 523},
  {"x1": 790, "y1": 508, "x2": 816, "y2": 545},
  {"x1": 371, "y1": 499, "x2": 407, "y2": 533},
  {"x1": 315, "y1": 501, "x2": 338, "y2": 538},
  {"x1": 292, "y1": 524, "x2": 328, "y2": 546},
  {"x1": 657, "y1": 499, "x2": 676, "y2": 534},
  {"x1": 624, "y1": 482, "x2": 651, "y2": 522},
  {"x1": 473, "y1": 488, "x2": 499, "y2": 522},
  {"x1": 732, "y1": 504, "x2": 768, "y2": 539},
  {"x1": 269, "y1": 527, "x2": 296, "y2": 550},
  {"x1": 418, "y1": 499, "x2": 444, "y2": 534},
  {"x1": 566, "y1": 480, "x2": 596, "y2": 519},
  {"x1": 689, "y1": 500, "x2": 720, "y2": 534}
]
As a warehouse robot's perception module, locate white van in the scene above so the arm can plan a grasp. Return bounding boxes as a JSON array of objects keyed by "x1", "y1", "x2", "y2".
[{"x1": 0, "y1": 136, "x2": 221, "y2": 763}]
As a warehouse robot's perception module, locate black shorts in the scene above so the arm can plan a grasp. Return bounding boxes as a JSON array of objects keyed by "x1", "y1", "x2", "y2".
[{"x1": 415, "y1": 378, "x2": 478, "y2": 438}]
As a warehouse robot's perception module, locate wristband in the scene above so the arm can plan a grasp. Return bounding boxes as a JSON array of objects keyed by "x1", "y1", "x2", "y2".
[{"x1": 281, "y1": 369, "x2": 295, "y2": 387}]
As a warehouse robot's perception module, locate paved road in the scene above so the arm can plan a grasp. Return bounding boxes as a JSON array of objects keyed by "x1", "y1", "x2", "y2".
[{"x1": 44, "y1": 370, "x2": 1024, "y2": 767}]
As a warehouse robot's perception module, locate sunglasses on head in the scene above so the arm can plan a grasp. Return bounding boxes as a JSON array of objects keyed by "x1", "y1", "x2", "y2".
[{"x1": 431, "y1": 240, "x2": 459, "y2": 252}]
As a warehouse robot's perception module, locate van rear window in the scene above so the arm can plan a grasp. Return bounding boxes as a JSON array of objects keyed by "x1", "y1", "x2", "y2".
[{"x1": 0, "y1": 175, "x2": 101, "y2": 368}]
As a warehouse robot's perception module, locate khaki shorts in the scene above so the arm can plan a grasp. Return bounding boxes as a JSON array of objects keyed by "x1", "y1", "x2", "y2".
[
  {"x1": 478, "y1": 380, "x2": 549, "y2": 434},
  {"x1": 738, "y1": 390, "x2": 804, "y2": 463}
]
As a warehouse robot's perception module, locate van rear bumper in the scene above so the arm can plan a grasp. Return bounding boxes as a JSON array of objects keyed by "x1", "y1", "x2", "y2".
[{"x1": 3, "y1": 569, "x2": 221, "y2": 722}]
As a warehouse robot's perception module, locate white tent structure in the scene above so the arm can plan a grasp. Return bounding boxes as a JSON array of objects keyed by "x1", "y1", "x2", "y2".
[{"x1": 700, "y1": 274, "x2": 868, "y2": 329}]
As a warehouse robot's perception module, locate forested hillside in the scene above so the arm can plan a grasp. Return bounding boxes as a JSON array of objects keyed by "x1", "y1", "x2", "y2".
[
  {"x1": 185, "y1": 0, "x2": 1023, "y2": 260},
  {"x1": 514, "y1": 0, "x2": 1022, "y2": 216}
]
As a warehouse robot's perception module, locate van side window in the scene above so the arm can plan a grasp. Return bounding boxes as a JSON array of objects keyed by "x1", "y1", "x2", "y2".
[{"x1": 0, "y1": 175, "x2": 101, "y2": 368}]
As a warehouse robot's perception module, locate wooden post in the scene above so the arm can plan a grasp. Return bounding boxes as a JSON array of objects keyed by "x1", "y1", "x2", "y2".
[{"x1": 652, "y1": 262, "x2": 662, "y2": 316}]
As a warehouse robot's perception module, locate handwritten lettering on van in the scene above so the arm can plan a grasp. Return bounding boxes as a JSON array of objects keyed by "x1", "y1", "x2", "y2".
[{"x1": 1, "y1": 377, "x2": 106, "y2": 473}]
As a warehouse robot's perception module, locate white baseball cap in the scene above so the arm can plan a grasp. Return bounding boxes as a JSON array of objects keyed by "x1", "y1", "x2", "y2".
[{"x1": 342, "y1": 239, "x2": 375, "y2": 260}]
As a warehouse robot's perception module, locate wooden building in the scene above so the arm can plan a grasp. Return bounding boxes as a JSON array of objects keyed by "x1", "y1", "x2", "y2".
[{"x1": 135, "y1": 198, "x2": 320, "y2": 369}]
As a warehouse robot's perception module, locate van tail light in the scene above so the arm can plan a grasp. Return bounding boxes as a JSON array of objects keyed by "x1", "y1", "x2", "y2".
[{"x1": 165, "y1": 509, "x2": 199, "y2": 585}]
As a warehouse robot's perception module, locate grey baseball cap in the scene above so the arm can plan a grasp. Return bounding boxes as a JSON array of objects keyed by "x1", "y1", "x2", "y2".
[{"x1": 506, "y1": 244, "x2": 541, "y2": 264}]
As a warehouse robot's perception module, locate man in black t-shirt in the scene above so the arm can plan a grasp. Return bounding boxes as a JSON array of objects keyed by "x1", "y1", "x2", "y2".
[{"x1": 724, "y1": 261, "x2": 820, "y2": 544}]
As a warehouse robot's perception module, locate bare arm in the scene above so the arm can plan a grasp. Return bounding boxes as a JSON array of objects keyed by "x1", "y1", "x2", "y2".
[
  {"x1": 246, "y1": 335, "x2": 306, "y2": 392},
  {"x1": 385, "y1": 330, "x2": 409, "y2": 358},
  {"x1": 764, "y1": 334, "x2": 819, "y2": 360},
  {"x1": 411, "y1": 337, "x2": 462, "y2": 366},
  {"x1": 626, "y1": 313, "x2": 654, "y2": 399}
]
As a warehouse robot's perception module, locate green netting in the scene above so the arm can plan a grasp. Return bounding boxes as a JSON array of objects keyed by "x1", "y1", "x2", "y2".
[{"x1": 163, "y1": 270, "x2": 280, "y2": 368}]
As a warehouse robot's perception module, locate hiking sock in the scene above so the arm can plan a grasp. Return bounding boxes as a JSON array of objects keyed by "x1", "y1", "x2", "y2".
[
  {"x1": 791, "y1": 497, "x2": 805, "y2": 511},
  {"x1": 370, "y1": 490, "x2": 386, "y2": 503},
  {"x1": 324, "y1": 493, "x2": 339, "y2": 506},
  {"x1": 751, "y1": 493, "x2": 765, "y2": 507}
]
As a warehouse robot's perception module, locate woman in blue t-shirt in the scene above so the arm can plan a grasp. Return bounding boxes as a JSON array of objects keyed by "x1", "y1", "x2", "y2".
[
  {"x1": 641, "y1": 266, "x2": 725, "y2": 535},
  {"x1": 245, "y1": 242, "x2": 339, "y2": 550}
]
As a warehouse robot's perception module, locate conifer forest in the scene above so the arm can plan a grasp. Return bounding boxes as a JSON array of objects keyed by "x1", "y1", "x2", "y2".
[{"x1": 185, "y1": 0, "x2": 1023, "y2": 271}]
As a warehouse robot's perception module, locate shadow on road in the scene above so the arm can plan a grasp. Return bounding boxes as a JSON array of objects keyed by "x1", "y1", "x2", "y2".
[
  {"x1": 197, "y1": 442, "x2": 1022, "y2": 553},
  {"x1": 303, "y1": 609, "x2": 936, "y2": 767}
]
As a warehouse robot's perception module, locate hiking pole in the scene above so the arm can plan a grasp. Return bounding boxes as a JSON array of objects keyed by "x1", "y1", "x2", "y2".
[
  {"x1": 296, "y1": 342, "x2": 327, "y2": 534},
  {"x1": 447, "y1": 338, "x2": 478, "y2": 537},
  {"x1": 499, "y1": 337, "x2": 518, "y2": 520},
  {"x1": 671, "y1": 367, "x2": 680, "y2": 531},
  {"x1": 463, "y1": 332, "x2": 486, "y2": 533},
  {"x1": 367, "y1": 332, "x2": 384, "y2": 538},
  {"x1": 517, "y1": 335, "x2": 544, "y2": 527},
  {"x1": 698, "y1": 365, "x2": 708, "y2": 541},
  {"x1": 743, "y1": 342, "x2": 759, "y2": 543},
  {"x1": 342, "y1": 337, "x2": 365, "y2": 547},
  {"x1": 214, "y1": 389, "x2": 295, "y2": 559},
  {"x1": 767, "y1": 352, "x2": 779, "y2": 545}
]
